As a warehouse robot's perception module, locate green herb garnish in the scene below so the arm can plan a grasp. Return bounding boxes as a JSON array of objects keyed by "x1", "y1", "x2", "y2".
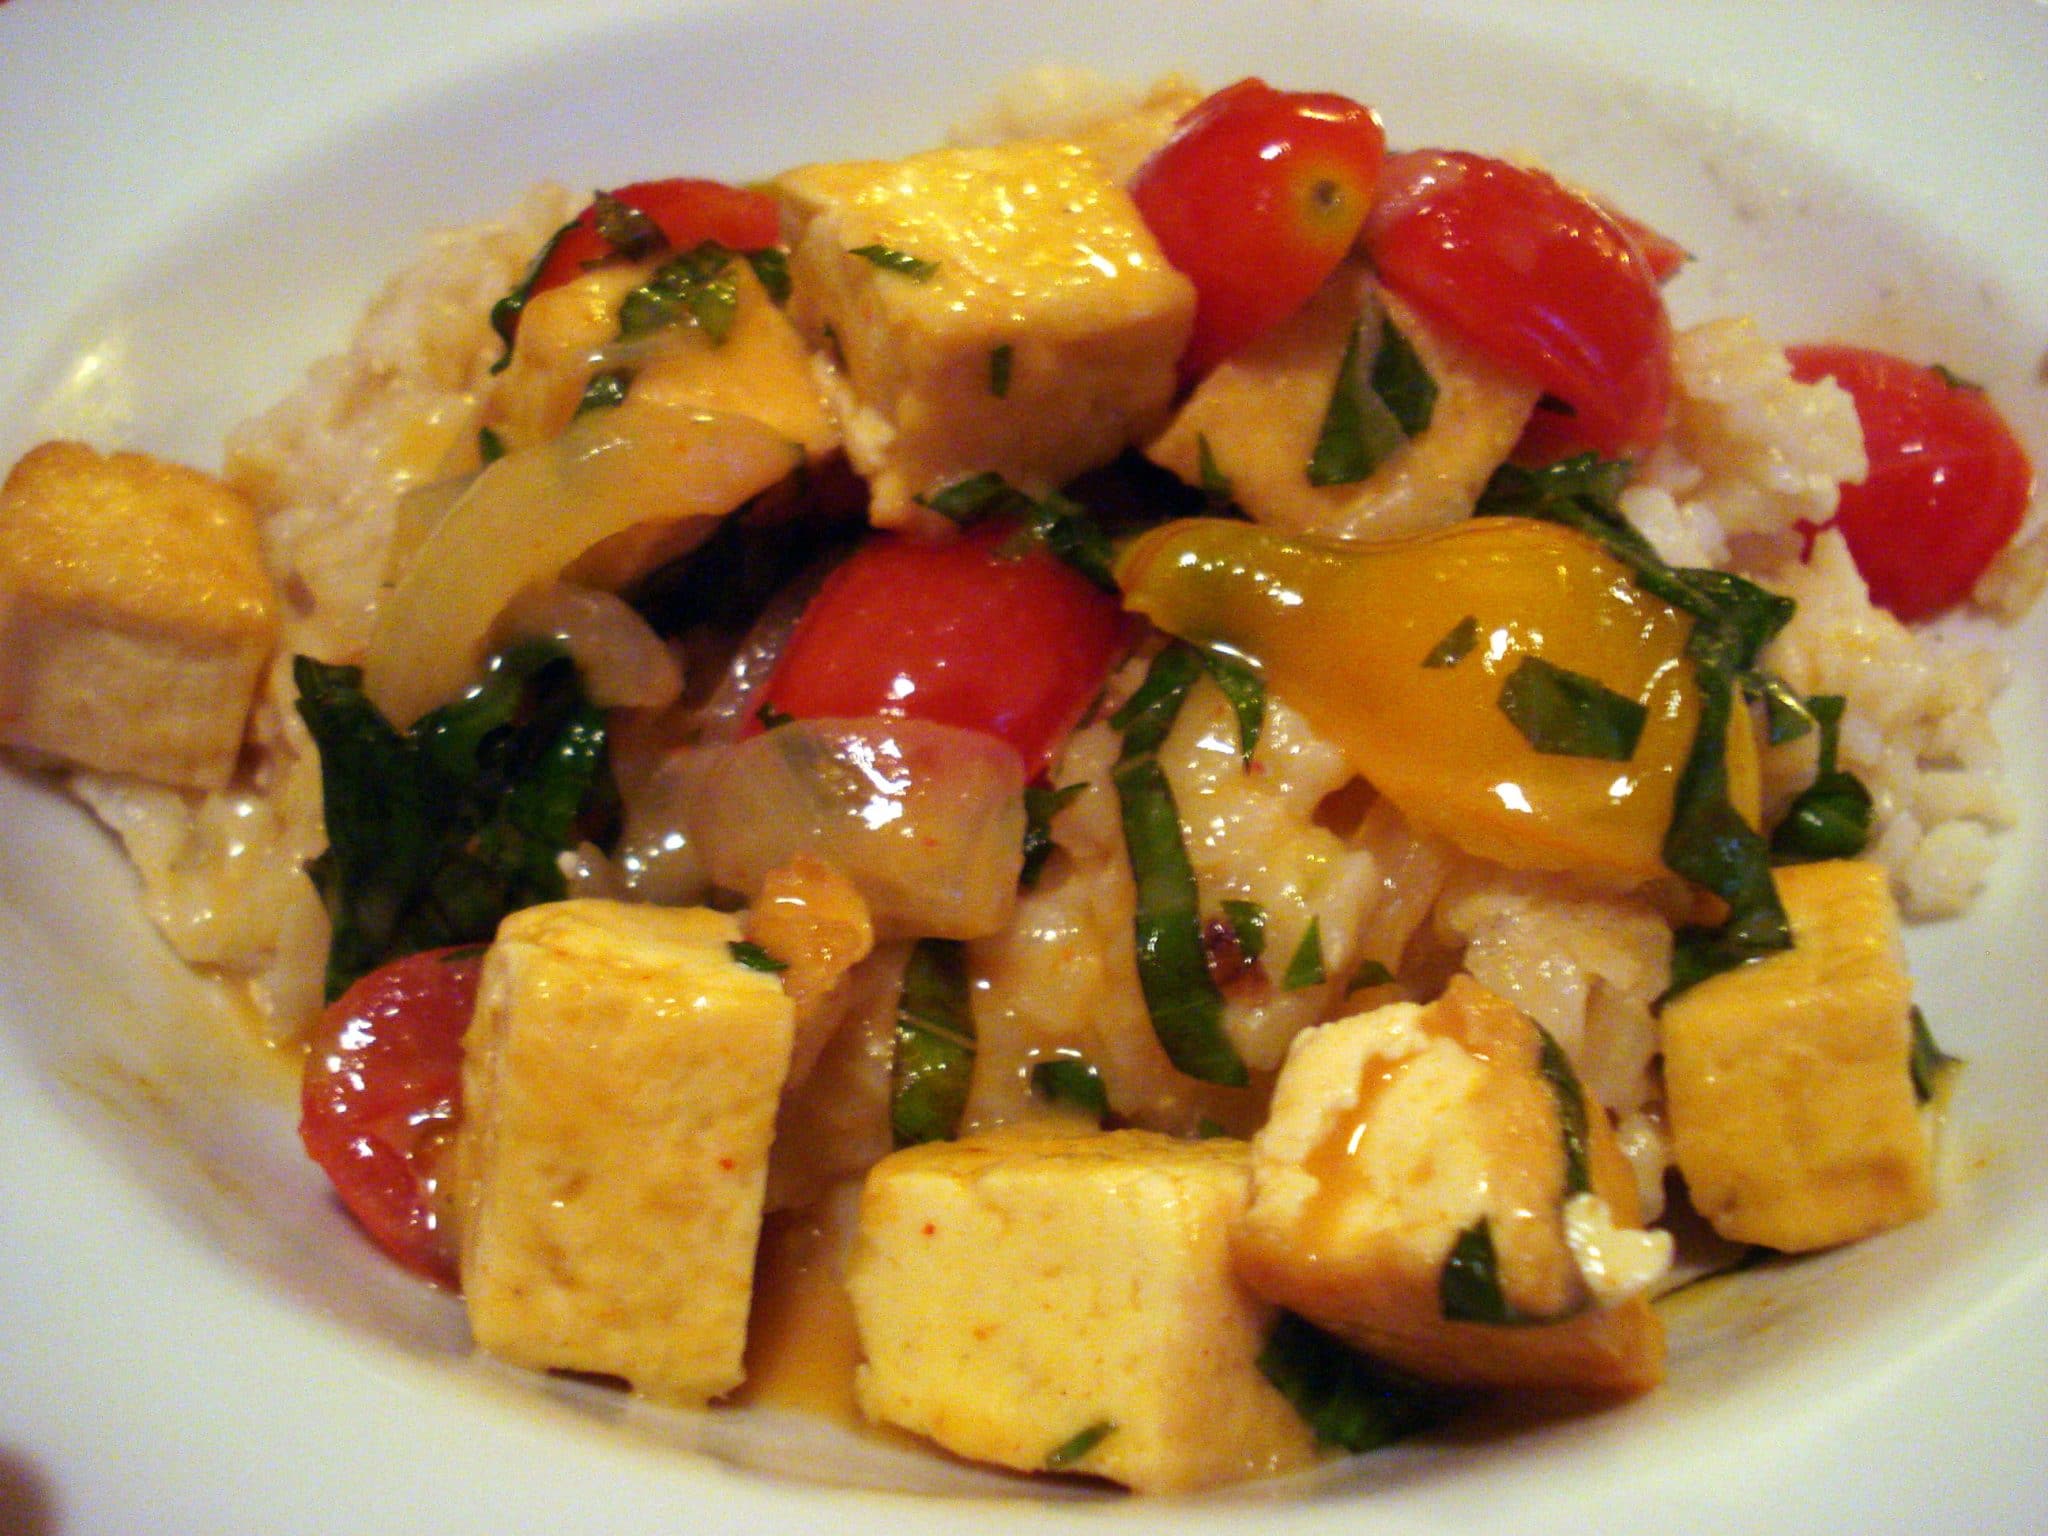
[
  {"x1": 1031, "y1": 1056, "x2": 1109, "y2": 1119},
  {"x1": 1020, "y1": 782, "x2": 1087, "y2": 889},
  {"x1": 617, "y1": 242, "x2": 741, "y2": 344},
  {"x1": 1345, "y1": 959, "x2": 1396, "y2": 994},
  {"x1": 1422, "y1": 614, "x2": 1480, "y2": 670},
  {"x1": 1908, "y1": 1005, "x2": 1959, "y2": 1104},
  {"x1": 890, "y1": 938, "x2": 976, "y2": 1146},
  {"x1": 1535, "y1": 1026, "x2": 1593, "y2": 1198},
  {"x1": 850, "y1": 243, "x2": 939, "y2": 281},
  {"x1": 1045, "y1": 1420, "x2": 1116, "y2": 1471},
  {"x1": 1196, "y1": 433, "x2": 1236, "y2": 512},
  {"x1": 1109, "y1": 644, "x2": 1205, "y2": 761},
  {"x1": 477, "y1": 425, "x2": 507, "y2": 466},
  {"x1": 727, "y1": 940, "x2": 788, "y2": 974},
  {"x1": 1307, "y1": 312, "x2": 1437, "y2": 487},
  {"x1": 989, "y1": 343, "x2": 1014, "y2": 399},
  {"x1": 755, "y1": 700, "x2": 794, "y2": 730},
  {"x1": 1439, "y1": 1218, "x2": 1510, "y2": 1324},
  {"x1": 1769, "y1": 694, "x2": 1873, "y2": 862},
  {"x1": 1200, "y1": 646, "x2": 1265, "y2": 766},
  {"x1": 487, "y1": 214, "x2": 580, "y2": 374},
  {"x1": 1497, "y1": 655, "x2": 1648, "y2": 761},
  {"x1": 1220, "y1": 898, "x2": 1268, "y2": 963},
  {"x1": 588, "y1": 190, "x2": 667, "y2": 262},
  {"x1": 916, "y1": 473, "x2": 1117, "y2": 590},
  {"x1": 294, "y1": 643, "x2": 612, "y2": 1001},
  {"x1": 1282, "y1": 917, "x2": 1327, "y2": 990},
  {"x1": 576, "y1": 367, "x2": 633, "y2": 415},
  {"x1": 743, "y1": 247, "x2": 791, "y2": 305},
  {"x1": 1258, "y1": 1310, "x2": 1453, "y2": 1452}
]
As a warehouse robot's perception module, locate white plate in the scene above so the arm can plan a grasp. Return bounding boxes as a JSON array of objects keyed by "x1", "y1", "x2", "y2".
[{"x1": 2, "y1": 2, "x2": 2044, "y2": 1532}]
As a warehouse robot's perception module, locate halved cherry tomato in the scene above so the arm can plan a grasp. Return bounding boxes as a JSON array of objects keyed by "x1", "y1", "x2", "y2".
[
  {"x1": 1365, "y1": 150, "x2": 1673, "y2": 458},
  {"x1": 753, "y1": 519, "x2": 1131, "y2": 777},
  {"x1": 1130, "y1": 79, "x2": 1386, "y2": 379},
  {"x1": 1787, "y1": 344, "x2": 2035, "y2": 621},
  {"x1": 299, "y1": 945, "x2": 483, "y2": 1287}
]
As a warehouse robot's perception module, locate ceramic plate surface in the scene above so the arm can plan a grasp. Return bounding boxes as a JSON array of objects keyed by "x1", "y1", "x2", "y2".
[{"x1": 1, "y1": 3, "x2": 2043, "y2": 1532}]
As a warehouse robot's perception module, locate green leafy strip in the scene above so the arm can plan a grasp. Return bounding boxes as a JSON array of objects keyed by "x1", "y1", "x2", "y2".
[
  {"x1": 1044, "y1": 1420, "x2": 1116, "y2": 1471},
  {"x1": 1108, "y1": 643, "x2": 1204, "y2": 760},
  {"x1": 1201, "y1": 646, "x2": 1266, "y2": 766},
  {"x1": 1113, "y1": 755, "x2": 1249, "y2": 1087},
  {"x1": 850, "y1": 243, "x2": 939, "y2": 281},
  {"x1": 488, "y1": 214, "x2": 580, "y2": 374},
  {"x1": 576, "y1": 367, "x2": 633, "y2": 416},
  {"x1": 1497, "y1": 655, "x2": 1648, "y2": 762},
  {"x1": 917, "y1": 473, "x2": 1118, "y2": 591},
  {"x1": 1422, "y1": 614, "x2": 1479, "y2": 669},
  {"x1": 1534, "y1": 1026, "x2": 1593, "y2": 1198},
  {"x1": 1307, "y1": 312, "x2": 1438, "y2": 487},
  {"x1": 1195, "y1": 432, "x2": 1236, "y2": 512},
  {"x1": 618, "y1": 242, "x2": 742, "y2": 344},
  {"x1": 1909, "y1": 1006, "x2": 1959, "y2": 1105},
  {"x1": 728, "y1": 940, "x2": 787, "y2": 974},
  {"x1": 1345, "y1": 959, "x2": 1396, "y2": 994},
  {"x1": 889, "y1": 938, "x2": 976, "y2": 1147},
  {"x1": 988, "y1": 343, "x2": 1014, "y2": 399},
  {"x1": 477, "y1": 425, "x2": 507, "y2": 466},
  {"x1": 1281, "y1": 916, "x2": 1327, "y2": 990},
  {"x1": 1020, "y1": 782, "x2": 1087, "y2": 890},
  {"x1": 1220, "y1": 898, "x2": 1267, "y2": 963},
  {"x1": 743, "y1": 247, "x2": 791, "y2": 305},
  {"x1": 1438, "y1": 1218, "x2": 1511, "y2": 1324},
  {"x1": 1769, "y1": 694, "x2": 1873, "y2": 862},
  {"x1": 588, "y1": 191, "x2": 667, "y2": 261},
  {"x1": 295, "y1": 643, "x2": 611, "y2": 1002},
  {"x1": 1258, "y1": 1310, "x2": 1454, "y2": 1453},
  {"x1": 1477, "y1": 455, "x2": 1795, "y2": 997},
  {"x1": 1031, "y1": 1056, "x2": 1109, "y2": 1120}
]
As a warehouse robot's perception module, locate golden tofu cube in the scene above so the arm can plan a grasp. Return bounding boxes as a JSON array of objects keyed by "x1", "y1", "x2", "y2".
[
  {"x1": 1237, "y1": 977, "x2": 1666, "y2": 1396},
  {"x1": 848, "y1": 1130, "x2": 1318, "y2": 1492},
  {"x1": 776, "y1": 140, "x2": 1195, "y2": 522},
  {"x1": 1662, "y1": 859, "x2": 1933, "y2": 1251},
  {"x1": 1148, "y1": 263, "x2": 1537, "y2": 541},
  {"x1": 455, "y1": 899, "x2": 795, "y2": 1405},
  {"x1": 0, "y1": 441, "x2": 278, "y2": 789}
]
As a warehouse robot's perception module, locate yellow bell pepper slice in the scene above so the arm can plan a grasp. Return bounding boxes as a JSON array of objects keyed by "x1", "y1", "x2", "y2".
[{"x1": 1115, "y1": 516, "x2": 1759, "y2": 883}]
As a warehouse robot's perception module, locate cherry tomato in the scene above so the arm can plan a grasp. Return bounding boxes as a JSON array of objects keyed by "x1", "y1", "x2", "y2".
[
  {"x1": 1130, "y1": 79, "x2": 1386, "y2": 378},
  {"x1": 1787, "y1": 344, "x2": 2035, "y2": 621},
  {"x1": 1365, "y1": 150, "x2": 1673, "y2": 458},
  {"x1": 753, "y1": 519, "x2": 1131, "y2": 777},
  {"x1": 299, "y1": 945, "x2": 483, "y2": 1287}
]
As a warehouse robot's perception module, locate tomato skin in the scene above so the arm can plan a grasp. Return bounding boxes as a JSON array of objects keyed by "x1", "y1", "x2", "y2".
[
  {"x1": 530, "y1": 177, "x2": 781, "y2": 300},
  {"x1": 1130, "y1": 79, "x2": 1387, "y2": 378},
  {"x1": 754, "y1": 520, "x2": 1131, "y2": 777},
  {"x1": 1787, "y1": 344, "x2": 2035, "y2": 621},
  {"x1": 1365, "y1": 150, "x2": 1673, "y2": 458},
  {"x1": 299, "y1": 946, "x2": 484, "y2": 1287}
]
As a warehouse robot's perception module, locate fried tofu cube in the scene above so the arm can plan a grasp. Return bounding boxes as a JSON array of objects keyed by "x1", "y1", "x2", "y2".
[
  {"x1": 847, "y1": 1129, "x2": 1319, "y2": 1492},
  {"x1": 1148, "y1": 264, "x2": 1538, "y2": 542},
  {"x1": 1662, "y1": 859, "x2": 1933, "y2": 1251},
  {"x1": 0, "y1": 441, "x2": 278, "y2": 789},
  {"x1": 455, "y1": 899, "x2": 796, "y2": 1405},
  {"x1": 776, "y1": 140, "x2": 1195, "y2": 523},
  {"x1": 1236, "y1": 977, "x2": 1668, "y2": 1396}
]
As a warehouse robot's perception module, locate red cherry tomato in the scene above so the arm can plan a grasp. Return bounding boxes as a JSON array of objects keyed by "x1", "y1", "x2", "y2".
[
  {"x1": 1787, "y1": 344, "x2": 2035, "y2": 621},
  {"x1": 300, "y1": 946, "x2": 483, "y2": 1287},
  {"x1": 1130, "y1": 79, "x2": 1387, "y2": 378},
  {"x1": 754, "y1": 519, "x2": 1132, "y2": 777},
  {"x1": 1365, "y1": 150, "x2": 1673, "y2": 458}
]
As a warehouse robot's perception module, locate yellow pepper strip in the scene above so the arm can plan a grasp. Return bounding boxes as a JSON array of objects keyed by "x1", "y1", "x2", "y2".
[{"x1": 1115, "y1": 517, "x2": 1759, "y2": 884}]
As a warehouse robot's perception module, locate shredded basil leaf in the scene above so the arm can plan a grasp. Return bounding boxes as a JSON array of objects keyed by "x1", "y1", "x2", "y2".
[
  {"x1": 589, "y1": 190, "x2": 667, "y2": 262},
  {"x1": 1497, "y1": 655, "x2": 1648, "y2": 761},
  {"x1": 1307, "y1": 312, "x2": 1436, "y2": 486},
  {"x1": 1110, "y1": 644, "x2": 1205, "y2": 761},
  {"x1": 1422, "y1": 615, "x2": 1480, "y2": 670},
  {"x1": 1196, "y1": 433, "x2": 1236, "y2": 512},
  {"x1": 1031, "y1": 1056, "x2": 1109, "y2": 1119},
  {"x1": 477, "y1": 425, "x2": 506, "y2": 466},
  {"x1": 576, "y1": 367, "x2": 633, "y2": 415},
  {"x1": 1045, "y1": 1420, "x2": 1116, "y2": 1471},
  {"x1": 1020, "y1": 782, "x2": 1086, "y2": 889},
  {"x1": 850, "y1": 243, "x2": 938, "y2": 281},
  {"x1": 294, "y1": 643, "x2": 613, "y2": 1001},
  {"x1": 617, "y1": 242, "x2": 741, "y2": 344},
  {"x1": 988, "y1": 343, "x2": 1014, "y2": 399},
  {"x1": 487, "y1": 214, "x2": 580, "y2": 374},
  {"x1": 728, "y1": 940, "x2": 787, "y2": 974},
  {"x1": 1258, "y1": 1310, "x2": 1453, "y2": 1452},
  {"x1": 1220, "y1": 898, "x2": 1268, "y2": 963},
  {"x1": 1201, "y1": 646, "x2": 1265, "y2": 765},
  {"x1": 1370, "y1": 312, "x2": 1438, "y2": 436},
  {"x1": 1535, "y1": 1026, "x2": 1593, "y2": 1198},
  {"x1": 1770, "y1": 694, "x2": 1873, "y2": 862},
  {"x1": 890, "y1": 939, "x2": 976, "y2": 1146},
  {"x1": 743, "y1": 247, "x2": 791, "y2": 305},
  {"x1": 1439, "y1": 1218, "x2": 1510, "y2": 1324},
  {"x1": 1909, "y1": 1005, "x2": 1958, "y2": 1104},
  {"x1": 919, "y1": 470, "x2": 1021, "y2": 526},
  {"x1": 1345, "y1": 959, "x2": 1396, "y2": 994},
  {"x1": 1281, "y1": 917, "x2": 1327, "y2": 990},
  {"x1": 917, "y1": 473, "x2": 1116, "y2": 590}
]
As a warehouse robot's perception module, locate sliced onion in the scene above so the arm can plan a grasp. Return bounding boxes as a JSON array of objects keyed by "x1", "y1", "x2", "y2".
[
  {"x1": 679, "y1": 718, "x2": 1025, "y2": 940},
  {"x1": 493, "y1": 581, "x2": 683, "y2": 710}
]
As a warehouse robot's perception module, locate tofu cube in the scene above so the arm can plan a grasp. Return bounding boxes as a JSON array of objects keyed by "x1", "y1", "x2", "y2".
[
  {"x1": 1148, "y1": 264, "x2": 1538, "y2": 542},
  {"x1": 776, "y1": 140, "x2": 1195, "y2": 523},
  {"x1": 847, "y1": 1129, "x2": 1319, "y2": 1492},
  {"x1": 1236, "y1": 977, "x2": 1666, "y2": 1396},
  {"x1": 455, "y1": 899, "x2": 796, "y2": 1405},
  {"x1": 0, "y1": 441, "x2": 279, "y2": 789},
  {"x1": 1662, "y1": 859, "x2": 1933, "y2": 1251}
]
